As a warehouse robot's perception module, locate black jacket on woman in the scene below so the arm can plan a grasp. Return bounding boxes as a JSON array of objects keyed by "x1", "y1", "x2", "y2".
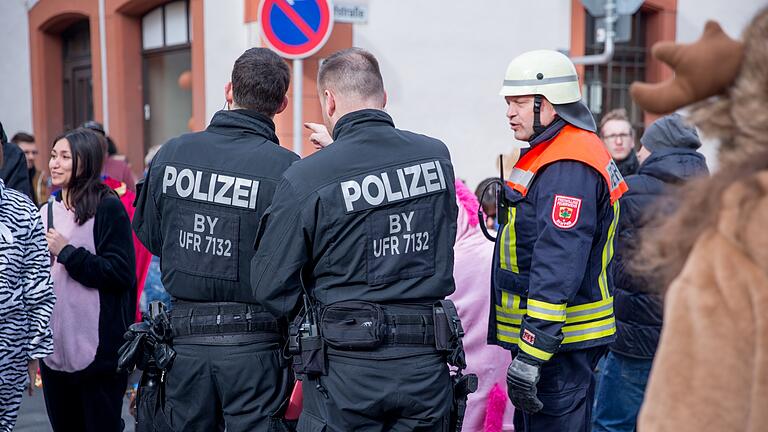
[{"x1": 611, "y1": 147, "x2": 708, "y2": 359}]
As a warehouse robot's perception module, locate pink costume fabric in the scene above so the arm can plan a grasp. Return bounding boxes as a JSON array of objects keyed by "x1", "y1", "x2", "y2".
[
  {"x1": 449, "y1": 180, "x2": 514, "y2": 431},
  {"x1": 40, "y1": 200, "x2": 100, "y2": 372},
  {"x1": 103, "y1": 176, "x2": 152, "y2": 322}
]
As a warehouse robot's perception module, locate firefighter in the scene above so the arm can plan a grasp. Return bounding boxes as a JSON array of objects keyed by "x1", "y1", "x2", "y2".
[{"x1": 488, "y1": 49, "x2": 628, "y2": 431}]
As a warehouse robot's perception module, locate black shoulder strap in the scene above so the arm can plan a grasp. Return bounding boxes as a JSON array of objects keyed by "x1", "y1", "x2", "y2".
[{"x1": 47, "y1": 196, "x2": 54, "y2": 230}]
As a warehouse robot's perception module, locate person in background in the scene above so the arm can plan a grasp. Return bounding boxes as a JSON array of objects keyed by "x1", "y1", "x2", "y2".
[
  {"x1": 11, "y1": 132, "x2": 49, "y2": 206},
  {"x1": 600, "y1": 109, "x2": 639, "y2": 177},
  {"x1": 0, "y1": 142, "x2": 55, "y2": 432},
  {"x1": 137, "y1": 144, "x2": 171, "y2": 313},
  {"x1": 450, "y1": 179, "x2": 515, "y2": 432},
  {"x1": 40, "y1": 128, "x2": 135, "y2": 432},
  {"x1": 81, "y1": 121, "x2": 136, "y2": 192},
  {"x1": 592, "y1": 113, "x2": 708, "y2": 432},
  {"x1": 89, "y1": 133, "x2": 152, "y2": 322},
  {"x1": 0, "y1": 121, "x2": 31, "y2": 198},
  {"x1": 475, "y1": 177, "x2": 499, "y2": 231}
]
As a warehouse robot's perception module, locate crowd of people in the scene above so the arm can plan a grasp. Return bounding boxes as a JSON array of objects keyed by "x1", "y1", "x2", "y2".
[{"x1": 0, "y1": 6, "x2": 767, "y2": 432}]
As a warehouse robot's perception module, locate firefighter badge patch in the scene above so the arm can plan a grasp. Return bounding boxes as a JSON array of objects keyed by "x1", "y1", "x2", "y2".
[
  {"x1": 522, "y1": 329, "x2": 536, "y2": 345},
  {"x1": 551, "y1": 195, "x2": 582, "y2": 229}
]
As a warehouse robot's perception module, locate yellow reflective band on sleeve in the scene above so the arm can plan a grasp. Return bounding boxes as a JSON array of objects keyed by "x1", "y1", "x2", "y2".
[
  {"x1": 565, "y1": 297, "x2": 614, "y2": 324},
  {"x1": 499, "y1": 208, "x2": 519, "y2": 273},
  {"x1": 496, "y1": 291, "x2": 525, "y2": 324},
  {"x1": 562, "y1": 316, "x2": 616, "y2": 344},
  {"x1": 598, "y1": 201, "x2": 621, "y2": 300},
  {"x1": 496, "y1": 323, "x2": 520, "y2": 344},
  {"x1": 527, "y1": 298, "x2": 567, "y2": 322},
  {"x1": 519, "y1": 339, "x2": 555, "y2": 361}
]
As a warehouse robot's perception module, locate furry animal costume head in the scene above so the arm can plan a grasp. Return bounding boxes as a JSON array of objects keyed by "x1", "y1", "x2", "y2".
[{"x1": 631, "y1": 7, "x2": 768, "y2": 166}]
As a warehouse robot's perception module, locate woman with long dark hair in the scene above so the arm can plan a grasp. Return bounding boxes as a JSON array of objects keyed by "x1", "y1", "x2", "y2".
[{"x1": 39, "y1": 128, "x2": 136, "y2": 431}]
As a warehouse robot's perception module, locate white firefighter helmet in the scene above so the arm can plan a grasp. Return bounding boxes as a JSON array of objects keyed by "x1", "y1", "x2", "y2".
[
  {"x1": 499, "y1": 50, "x2": 581, "y2": 104},
  {"x1": 500, "y1": 49, "x2": 596, "y2": 132}
]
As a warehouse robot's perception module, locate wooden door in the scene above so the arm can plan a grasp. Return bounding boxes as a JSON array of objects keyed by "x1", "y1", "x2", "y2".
[{"x1": 62, "y1": 20, "x2": 93, "y2": 132}]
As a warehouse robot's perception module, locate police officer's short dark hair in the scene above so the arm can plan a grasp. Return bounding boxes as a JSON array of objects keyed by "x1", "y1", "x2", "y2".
[
  {"x1": 318, "y1": 48, "x2": 385, "y2": 103},
  {"x1": 231, "y1": 48, "x2": 290, "y2": 116}
]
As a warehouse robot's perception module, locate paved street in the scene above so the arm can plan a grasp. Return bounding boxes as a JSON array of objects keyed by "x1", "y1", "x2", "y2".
[{"x1": 15, "y1": 383, "x2": 135, "y2": 432}]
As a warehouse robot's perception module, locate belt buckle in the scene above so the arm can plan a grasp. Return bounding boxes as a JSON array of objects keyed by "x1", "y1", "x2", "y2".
[{"x1": 246, "y1": 310, "x2": 253, "y2": 332}]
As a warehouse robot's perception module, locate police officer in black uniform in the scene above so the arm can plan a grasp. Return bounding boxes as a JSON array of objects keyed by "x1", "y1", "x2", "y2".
[
  {"x1": 251, "y1": 48, "x2": 459, "y2": 431},
  {"x1": 132, "y1": 48, "x2": 298, "y2": 431}
]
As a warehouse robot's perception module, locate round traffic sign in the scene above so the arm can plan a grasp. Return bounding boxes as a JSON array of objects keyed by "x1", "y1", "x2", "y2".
[{"x1": 258, "y1": 0, "x2": 334, "y2": 59}]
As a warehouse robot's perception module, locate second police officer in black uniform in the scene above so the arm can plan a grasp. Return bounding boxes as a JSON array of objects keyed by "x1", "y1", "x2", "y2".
[
  {"x1": 251, "y1": 48, "x2": 464, "y2": 431},
  {"x1": 132, "y1": 48, "x2": 299, "y2": 431}
]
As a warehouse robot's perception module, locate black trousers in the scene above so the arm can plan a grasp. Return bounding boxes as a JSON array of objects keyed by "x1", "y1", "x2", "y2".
[
  {"x1": 40, "y1": 362, "x2": 128, "y2": 432},
  {"x1": 163, "y1": 342, "x2": 292, "y2": 432},
  {"x1": 513, "y1": 346, "x2": 606, "y2": 432},
  {"x1": 298, "y1": 352, "x2": 452, "y2": 432}
]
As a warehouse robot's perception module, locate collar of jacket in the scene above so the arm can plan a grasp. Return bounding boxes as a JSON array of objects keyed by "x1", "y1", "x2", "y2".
[
  {"x1": 207, "y1": 109, "x2": 280, "y2": 144},
  {"x1": 617, "y1": 150, "x2": 640, "y2": 177},
  {"x1": 332, "y1": 109, "x2": 394, "y2": 141},
  {"x1": 520, "y1": 117, "x2": 568, "y2": 158},
  {"x1": 637, "y1": 147, "x2": 709, "y2": 184}
]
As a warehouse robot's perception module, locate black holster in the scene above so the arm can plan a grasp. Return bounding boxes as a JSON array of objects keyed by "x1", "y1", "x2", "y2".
[
  {"x1": 118, "y1": 301, "x2": 176, "y2": 432},
  {"x1": 434, "y1": 300, "x2": 478, "y2": 432},
  {"x1": 288, "y1": 305, "x2": 326, "y2": 378},
  {"x1": 136, "y1": 365, "x2": 174, "y2": 432}
]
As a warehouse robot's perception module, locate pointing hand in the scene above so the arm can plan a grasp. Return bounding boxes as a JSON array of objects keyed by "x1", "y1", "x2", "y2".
[{"x1": 304, "y1": 123, "x2": 333, "y2": 150}]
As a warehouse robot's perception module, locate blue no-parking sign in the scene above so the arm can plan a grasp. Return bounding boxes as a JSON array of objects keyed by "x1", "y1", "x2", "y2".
[{"x1": 258, "y1": 0, "x2": 334, "y2": 59}]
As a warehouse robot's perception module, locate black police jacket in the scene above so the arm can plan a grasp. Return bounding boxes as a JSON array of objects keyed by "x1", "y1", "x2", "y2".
[
  {"x1": 250, "y1": 109, "x2": 458, "y2": 318},
  {"x1": 1, "y1": 141, "x2": 32, "y2": 199},
  {"x1": 133, "y1": 109, "x2": 299, "y2": 303},
  {"x1": 612, "y1": 147, "x2": 708, "y2": 359}
]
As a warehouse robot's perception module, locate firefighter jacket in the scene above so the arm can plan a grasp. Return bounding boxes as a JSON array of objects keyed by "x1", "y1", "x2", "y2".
[{"x1": 488, "y1": 119, "x2": 628, "y2": 365}]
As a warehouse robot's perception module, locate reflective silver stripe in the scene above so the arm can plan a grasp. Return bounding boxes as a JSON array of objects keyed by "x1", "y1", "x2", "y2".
[
  {"x1": 497, "y1": 327, "x2": 520, "y2": 339},
  {"x1": 563, "y1": 321, "x2": 616, "y2": 337},
  {"x1": 503, "y1": 75, "x2": 579, "y2": 87},
  {"x1": 508, "y1": 168, "x2": 535, "y2": 189},
  {"x1": 504, "y1": 216, "x2": 513, "y2": 270},
  {"x1": 496, "y1": 310, "x2": 524, "y2": 321},
  {"x1": 566, "y1": 301, "x2": 613, "y2": 318},
  {"x1": 504, "y1": 293, "x2": 515, "y2": 310},
  {"x1": 527, "y1": 304, "x2": 566, "y2": 318}
]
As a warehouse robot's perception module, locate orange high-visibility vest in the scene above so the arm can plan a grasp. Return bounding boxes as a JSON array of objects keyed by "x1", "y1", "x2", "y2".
[{"x1": 506, "y1": 125, "x2": 628, "y2": 204}]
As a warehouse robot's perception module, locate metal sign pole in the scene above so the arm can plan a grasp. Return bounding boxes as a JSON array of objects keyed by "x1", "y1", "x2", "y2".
[{"x1": 293, "y1": 59, "x2": 303, "y2": 156}]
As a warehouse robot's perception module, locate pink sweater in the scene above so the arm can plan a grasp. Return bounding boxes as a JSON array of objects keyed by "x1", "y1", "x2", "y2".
[
  {"x1": 449, "y1": 181, "x2": 515, "y2": 431},
  {"x1": 41, "y1": 200, "x2": 100, "y2": 372}
]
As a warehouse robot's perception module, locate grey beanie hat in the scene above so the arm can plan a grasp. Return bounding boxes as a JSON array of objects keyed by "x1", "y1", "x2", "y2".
[{"x1": 640, "y1": 113, "x2": 701, "y2": 152}]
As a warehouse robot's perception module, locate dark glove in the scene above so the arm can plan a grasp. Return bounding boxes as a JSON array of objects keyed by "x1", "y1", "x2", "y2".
[{"x1": 506, "y1": 356, "x2": 543, "y2": 414}]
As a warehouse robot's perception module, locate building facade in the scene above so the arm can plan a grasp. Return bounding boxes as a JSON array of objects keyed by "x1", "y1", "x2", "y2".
[{"x1": 0, "y1": 0, "x2": 762, "y2": 186}]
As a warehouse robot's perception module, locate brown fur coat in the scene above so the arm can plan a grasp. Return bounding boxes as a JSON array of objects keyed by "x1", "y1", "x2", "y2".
[{"x1": 638, "y1": 172, "x2": 768, "y2": 431}]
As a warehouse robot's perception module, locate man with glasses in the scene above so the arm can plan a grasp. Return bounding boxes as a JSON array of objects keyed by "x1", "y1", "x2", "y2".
[{"x1": 599, "y1": 109, "x2": 639, "y2": 177}]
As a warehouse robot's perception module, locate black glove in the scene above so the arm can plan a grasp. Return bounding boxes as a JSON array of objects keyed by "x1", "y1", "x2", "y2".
[{"x1": 506, "y1": 356, "x2": 543, "y2": 414}]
